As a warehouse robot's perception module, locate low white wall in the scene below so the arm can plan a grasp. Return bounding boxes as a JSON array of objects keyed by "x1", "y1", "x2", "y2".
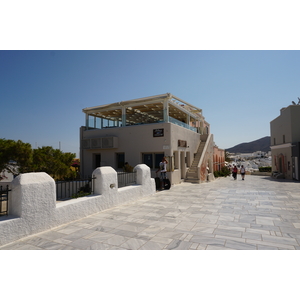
[{"x1": 0, "y1": 164, "x2": 155, "y2": 247}]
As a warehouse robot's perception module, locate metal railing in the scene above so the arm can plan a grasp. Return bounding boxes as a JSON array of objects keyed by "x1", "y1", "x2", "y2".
[
  {"x1": 56, "y1": 172, "x2": 137, "y2": 200},
  {"x1": 56, "y1": 177, "x2": 95, "y2": 201},
  {"x1": 168, "y1": 116, "x2": 198, "y2": 132},
  {"x1": 0, "y1": 185, "x2": 10, "y2": 216},
  {"x1": 117, "y1": 171, "x2": 137, "y2": 188}
]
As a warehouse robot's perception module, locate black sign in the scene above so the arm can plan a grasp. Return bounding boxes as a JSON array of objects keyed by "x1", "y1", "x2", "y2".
[{"x1": 153, "y1": 128, "x2": 164, "y2": 137}]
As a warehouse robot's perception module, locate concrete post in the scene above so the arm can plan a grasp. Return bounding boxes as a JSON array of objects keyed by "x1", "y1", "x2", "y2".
[
  {"x1": 134, "y1": 164, "x2": 155, "y2": 196},
  {"x1": 10, "y1": 172, "x2": 56, "y2": 232},
  {"x1": 92, "y1": 166, "x2": 118, "y2": 200}
]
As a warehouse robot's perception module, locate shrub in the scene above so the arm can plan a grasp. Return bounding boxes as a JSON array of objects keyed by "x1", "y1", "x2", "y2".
[
  {"x1": 72, "y1": 190, "x2": 91, "y2": 199},
  {"x1": 214, "y1": 167, "x2": 230, "y2": 178},
  {"x1": 259, "y1": 166, "x2": 272, "y2": 172},
  {"x1": 72, "y1": 183, "x2": 92, "y2": 199},
  {"x1": 214, "y1": 171, "x2": 220, "y2": 178}
]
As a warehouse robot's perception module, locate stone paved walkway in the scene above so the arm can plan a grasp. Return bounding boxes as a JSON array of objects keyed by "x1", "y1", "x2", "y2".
[{"x1": 1, "y1": 174, "x2": 300, "y2": 250}]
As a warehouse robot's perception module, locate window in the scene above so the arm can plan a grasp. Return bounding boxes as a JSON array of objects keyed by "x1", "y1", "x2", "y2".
[
  {"x1": 86, "y1": 110, "x2": 122, "y2": 130},
  {"x1": 155, "y1": 153, "x2": 164, "y2": 168},
  {"x1": 142, "y1": 153, "x2": 164, "y2": 169},
  {"x1": 143, "y1": 154, "x2": 153, "y2": 168},
  {"x1": 116, "y1": 153, "x2": 125, "y2": 169}
]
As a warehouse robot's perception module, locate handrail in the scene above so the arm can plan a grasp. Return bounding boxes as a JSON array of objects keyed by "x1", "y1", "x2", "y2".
[{"x1": 197, "y1": 133, "x2": 214, "y2": 181}]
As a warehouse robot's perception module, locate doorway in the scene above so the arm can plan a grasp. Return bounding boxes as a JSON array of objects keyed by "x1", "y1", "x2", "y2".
[{"x1": 94, "y1": 154, "x2": 101, "y2": 169}]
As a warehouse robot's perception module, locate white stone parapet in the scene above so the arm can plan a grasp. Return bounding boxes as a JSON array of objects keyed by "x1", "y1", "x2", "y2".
[{"x1": 0, "y1": 165, "x2": 155, "y2": 247}]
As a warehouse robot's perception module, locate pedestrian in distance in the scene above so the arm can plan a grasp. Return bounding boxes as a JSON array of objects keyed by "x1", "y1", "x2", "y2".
[
  {"x1": 232, "y1": 165, "x2": 238, "y2": 180},
  {"x1": 240, "y1": 165, "x2": 246, "y2": 180}
]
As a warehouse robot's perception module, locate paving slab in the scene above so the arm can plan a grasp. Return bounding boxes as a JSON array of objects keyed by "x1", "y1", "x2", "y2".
[{"x1": 1, "y1": 175, "x2": 300, "y2": 250}]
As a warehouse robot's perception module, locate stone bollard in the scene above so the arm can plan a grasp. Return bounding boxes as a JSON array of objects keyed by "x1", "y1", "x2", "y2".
[
  {"x1": 92, "y1": 166, "x2": 118, "y2": 202},
  {"x1": 10, "y1": 172, "x2": 56, "y2": 234},
  {"x1": 134, "y1": 164, "x2": 156, "y2": 196}
]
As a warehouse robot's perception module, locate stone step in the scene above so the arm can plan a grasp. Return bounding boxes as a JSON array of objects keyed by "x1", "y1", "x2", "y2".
[
  {"x1": 185, "y1": 178, "x2": 200, "y2": 183},
  {"x1": 186, "y1": 171, "x2": 197, "y2": 176},
  {"x1": 187, "y1": 171, "x2": 197, "y2": 175}
]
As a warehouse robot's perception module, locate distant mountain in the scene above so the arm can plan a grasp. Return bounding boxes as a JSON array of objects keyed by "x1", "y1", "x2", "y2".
[{"x1": 226, "y1": 136, "x2": 271, "y2": 153}]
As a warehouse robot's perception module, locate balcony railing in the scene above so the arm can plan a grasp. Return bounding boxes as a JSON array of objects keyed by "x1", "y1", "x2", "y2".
[{"x1": 168, "y1": 116, "x2": 198, "y2": 132}]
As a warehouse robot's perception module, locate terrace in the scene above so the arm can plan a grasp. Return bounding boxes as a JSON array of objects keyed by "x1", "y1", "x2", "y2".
[{"x1": 83, "y1": 93, "x2": 204, "y2": 134}]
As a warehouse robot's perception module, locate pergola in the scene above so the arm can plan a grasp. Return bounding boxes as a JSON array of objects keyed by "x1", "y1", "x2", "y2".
[{"x1": 83, "y1": 93, "x2": 205, "y2": 133}]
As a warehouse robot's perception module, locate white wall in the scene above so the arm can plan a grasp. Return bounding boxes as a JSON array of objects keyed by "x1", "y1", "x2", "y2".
[
  {"x1": 81, "y1": 122, "x2": 201, "y2": 185},
  {"x1": 0, "y1": 164, "x2": 155, "y2": 247}
]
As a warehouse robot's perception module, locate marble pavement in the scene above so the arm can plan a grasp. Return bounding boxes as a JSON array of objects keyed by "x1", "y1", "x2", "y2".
[{"x1": 2, "y1": 174, "x2": 300, "y2": 250}]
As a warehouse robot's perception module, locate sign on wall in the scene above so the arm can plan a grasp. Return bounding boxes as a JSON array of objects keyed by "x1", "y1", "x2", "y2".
[
  {"x1": 153, "y1": 128, "x2": 164, "y2": 137},
  {"x1": 178, "y1": 140, "x2": 187, "y2": 147}
]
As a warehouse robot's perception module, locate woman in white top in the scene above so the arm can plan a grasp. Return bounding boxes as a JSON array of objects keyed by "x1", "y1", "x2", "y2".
[
  {"x1": 156, "y1": 157, "x2": 168, "y2": 179},
  {"x1": 240, "y1": 165, "x2": 246, "y2": 180}
]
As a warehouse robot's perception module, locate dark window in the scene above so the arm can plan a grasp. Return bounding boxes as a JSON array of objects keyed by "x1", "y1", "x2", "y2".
[
  {"x1": 94, "y1": 154, "x2": 101, "y2": 169},
  {"x1": 116, "y1": 153, "x2": 125, "y2": 169},
  {"x1": 143, "y1": 154, "x2": 153, "y2": 168},
  {"x1": 142, "y1": 153, "x2": 164, "y2": 169},
  {"x1": 155, "y1": 153, "x2": 164, "y2": 168}
]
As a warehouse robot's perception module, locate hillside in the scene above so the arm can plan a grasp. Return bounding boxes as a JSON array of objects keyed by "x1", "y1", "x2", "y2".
[{"x1": 226, "y1": 136, "x2": 271, "y2": 153}]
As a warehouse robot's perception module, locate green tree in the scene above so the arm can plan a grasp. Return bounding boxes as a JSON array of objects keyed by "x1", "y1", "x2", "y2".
[
  {"x1": 32, "y1": 146, "x2": 76, "y2": 180},
  {"x1": 0, "y1": 139, "x2": 76, "y2": 180},
  {"x1": 0, "y1": 139, "x2": 33, "y2": 176}
]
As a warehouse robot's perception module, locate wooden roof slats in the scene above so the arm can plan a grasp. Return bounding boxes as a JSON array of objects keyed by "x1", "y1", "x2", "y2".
[{"x1": 83, "y1": 94, "x2": 204, "y2": 125}]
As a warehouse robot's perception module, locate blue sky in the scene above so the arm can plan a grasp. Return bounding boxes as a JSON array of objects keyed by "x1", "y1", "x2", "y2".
[{"x1": 1, "y1": 50, "x2": 300, "y2": 157}]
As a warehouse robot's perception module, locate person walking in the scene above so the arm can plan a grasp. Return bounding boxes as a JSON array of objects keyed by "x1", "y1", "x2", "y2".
[
  {"x1": 240, "y1": 165, "x2": 246, "y2": 180},
  {"x1": 156, "y1": 157, "x2": 168, "y2": 179},
  {"x1": 156, "y1": 157, "x2": 171, "y2": 190},
  {"x1": 232, "y1": 165, "x2": 238, "y2": 180}
]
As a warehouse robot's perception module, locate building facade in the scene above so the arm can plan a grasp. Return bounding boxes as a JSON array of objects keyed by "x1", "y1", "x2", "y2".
[
  {"x1": 270, "y1": 105, "x2": 300, "y2": 180},
  {"x1": 80, "y1": 93, "x2": 222, "y2": 185},
  {"x1": 213, "y1": 146, "x2": 225, "y2": 172}
]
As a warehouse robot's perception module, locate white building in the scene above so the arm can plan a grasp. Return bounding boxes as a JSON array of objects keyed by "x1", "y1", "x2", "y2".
[
  {"x1": 80, "y1": 93, "x2": 219, "y2": 185},
  {"x1": 270, "y1": 104, "x2": 300, "y2": 180}
]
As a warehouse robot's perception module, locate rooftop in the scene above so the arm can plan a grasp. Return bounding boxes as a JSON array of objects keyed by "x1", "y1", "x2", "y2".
[{"x1": 82, "y1": 93, "x2": 206, "y2": 133}]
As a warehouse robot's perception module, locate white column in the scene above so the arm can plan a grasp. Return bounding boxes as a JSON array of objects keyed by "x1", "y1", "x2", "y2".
[
  {"x1": 122, "y1": 106, "x2": 126, "y2": 126},
  {"x1": 85, "y1": 113, "x2": 89, "y2": 128},
  {"x1": 163, "y1": 99, "x2": 169, "y2": 122},
  {"x1": 187, "y1": 114, "x2": 190, "y2": 127}
]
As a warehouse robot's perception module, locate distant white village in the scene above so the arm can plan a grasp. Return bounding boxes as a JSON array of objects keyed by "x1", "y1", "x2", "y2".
[{"x1": 227, "y1": 151, "x2": 272, "y2": 172}]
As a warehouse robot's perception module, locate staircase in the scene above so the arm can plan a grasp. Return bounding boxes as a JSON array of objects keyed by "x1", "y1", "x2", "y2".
[{"x1": 185, "y1": 141, "x2": 205, "y2": 183}]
